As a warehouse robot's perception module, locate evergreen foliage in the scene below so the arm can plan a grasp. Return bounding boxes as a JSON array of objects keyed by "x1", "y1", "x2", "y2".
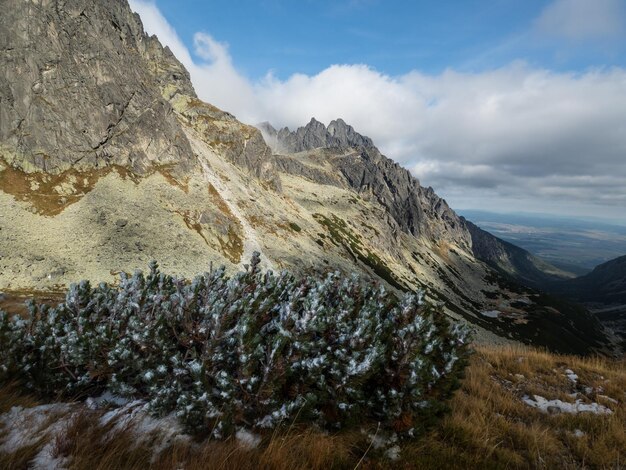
[{"x1": 0, "y1": 253, "x2": 469, "y2": 438}]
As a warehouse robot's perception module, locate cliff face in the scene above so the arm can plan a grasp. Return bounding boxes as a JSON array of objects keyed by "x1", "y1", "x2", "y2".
[
  {"x1": 0, "y1": 0, "x2": 195, "y2": 174},
  {"x1": 0, "y1": 0, "x2": 278, "y2": 184}
]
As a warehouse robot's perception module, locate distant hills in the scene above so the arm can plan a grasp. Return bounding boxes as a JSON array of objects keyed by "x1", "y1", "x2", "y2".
[{"x1": 546, "y1": 255, "x2": 626, "y2": 341}]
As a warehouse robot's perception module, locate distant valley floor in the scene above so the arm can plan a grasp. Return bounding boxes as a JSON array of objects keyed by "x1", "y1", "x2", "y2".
[{"x1": 460, "y1": 210, "x2": 626, "y2": 275}]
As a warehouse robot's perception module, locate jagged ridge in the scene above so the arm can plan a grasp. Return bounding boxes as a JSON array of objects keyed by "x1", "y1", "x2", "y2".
[{"x1": 261, "y1": 118, "x2": 571, "y2": 287}]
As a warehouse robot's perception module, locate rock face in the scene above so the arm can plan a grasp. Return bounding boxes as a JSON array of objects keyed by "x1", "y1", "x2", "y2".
[
  {"x1": 264, "y1": 118, "x2": 572, "y2": 281},
  {"x1": 0, "y1": 0, "x2": 278, "y2": 184},
  {"x1": 0, "y1": 0, "x2": 195, "y2": 174}
]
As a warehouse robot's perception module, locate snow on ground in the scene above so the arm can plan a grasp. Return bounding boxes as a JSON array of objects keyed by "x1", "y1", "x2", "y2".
[
  {"x1": 96, "y1": 398, "x2": 190, "y2": 460},
  {"x1": 0, "y1": 395, "x2": 191, "y2": 466},
  {"x1": 385, "y1": 445, "x2": 401, "y2": 461},
  {"x1": 480, "y1": 310, "x2": 500, "y2": 319},
  {"x1": 564, "y1": 369, "x2": 578, "y2": 383},
  {"x1": 30, "y1": 441, "x2": 69, "y2": 470},
  {"x1": 0, "y1": 403, "x2": 72, "y2": 453},
  {"x1": 522, "y1": 395, "x2": 613, "y2": 415},
  {"x1": 86, "y1": 391, "x2": 130, "y2": 409},
  {"x1": 235, "y1": 429, "x2": 262, "y2": 449},
  {"x1": 0, "y1": 396, "x2": 271, "y2": 466},
  {"x1": 0, "y1": 403, "x2": 74, "y2": 470}
]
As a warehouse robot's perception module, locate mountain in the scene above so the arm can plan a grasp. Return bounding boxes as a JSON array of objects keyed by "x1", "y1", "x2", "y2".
[
  {"x1": 261, "y1": 119, "x2": 574, "y2": 288},
  {"x1": 0, "y1": 0, "x2": 618, "y2": 355},
  {"x1": 547, "y1": 255, "x2": 626, "y2": 340},
  {"x1": 549, "y1": 255, "x2": 626, "y2": 305}
]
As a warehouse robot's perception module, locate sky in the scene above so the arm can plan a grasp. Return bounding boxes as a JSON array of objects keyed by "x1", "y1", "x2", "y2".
[{"x1": 129, "y1": 0, "x2": 626, "y2": 223}]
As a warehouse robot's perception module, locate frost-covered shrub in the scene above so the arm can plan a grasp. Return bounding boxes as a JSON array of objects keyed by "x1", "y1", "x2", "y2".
[{"x1": 0, "y1": 253, "x2": 469, "y2": 438}]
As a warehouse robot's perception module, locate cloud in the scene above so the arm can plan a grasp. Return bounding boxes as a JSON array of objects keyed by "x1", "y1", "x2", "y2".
[
  {"x1": 534, "y1": 0, "x2": 626, "y2": 41},
  {"x1": 129, "y1": 0, "x2": 626, "y2": 222}
]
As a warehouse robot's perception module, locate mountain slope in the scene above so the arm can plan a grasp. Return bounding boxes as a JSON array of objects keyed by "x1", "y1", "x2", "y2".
[
  {"x1": 0, "y1": 0, "x2": 616, "y2": 355},
  {"x1": 260, "y1": 119, "x2": 573, "y2": 288},
  {"x1": 547, "y1": 255, "x2": 626, "y2": 340},
  {"x1": 549, "y1": 255, "x2": 626, "y2": 305}
]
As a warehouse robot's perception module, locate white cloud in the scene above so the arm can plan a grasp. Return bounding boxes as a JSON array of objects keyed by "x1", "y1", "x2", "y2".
[
  {"x1": 534, "y1": 0, "x2": 626, "y2": 40},
  {"x1": 129, "y1": 0, "x2": 626, "y2": 222}
]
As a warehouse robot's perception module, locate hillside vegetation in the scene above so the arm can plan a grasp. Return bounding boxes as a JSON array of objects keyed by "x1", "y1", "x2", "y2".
[
  {"x1": 0, "y1": 343, "x2": 623, "y2": 469},
  {"x1": 0, "y1": 257, "x2": 468, "y2": 447}
]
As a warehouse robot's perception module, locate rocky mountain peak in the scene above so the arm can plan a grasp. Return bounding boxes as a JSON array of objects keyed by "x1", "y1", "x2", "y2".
[
  {"x1": 259, "y1": 117, "x2": 375, "y2": 154},
  {"x1": 327, "y1": 118, "x2": 374, "y2": 149},
  {"x1": 0, "y1": 0, "x2": 279, "y2": 186}
]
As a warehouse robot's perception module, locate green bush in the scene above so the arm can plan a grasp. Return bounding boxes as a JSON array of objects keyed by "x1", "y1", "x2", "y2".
[{"x1": 0, "y1": 253, "x2": 469, "y2": 438}]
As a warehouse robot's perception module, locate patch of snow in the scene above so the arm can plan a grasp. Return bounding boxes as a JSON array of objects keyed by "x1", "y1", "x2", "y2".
[
  {"x1": 0, "y1": 397, "x2": 193, "y2": 465},
  {"x1": 236, "y1": 429, "x2": 261, "y2": 449},
  {"x1": 99, "y1": 399, "x2": 145, "y2": 427},
  {"x1": 572, "y1": 429, "x2": 586, "y2": 438},
  {"x1": 0, "y1": 403, "x2": 72, "y2": 453},
  {"x1": 522, "y1": 395, "x2": 613, "y2": 415},
  {"x1": 564, "y1": 369, "x2": 578, "y2": 383},
  {"x1": 97, "y1": 399, "x2": 190, "y2": 461},
  {"x1": 368, "y1": 431, "x2": 398, "y2": 450},
  {"x1": 385, "y1": 445, "x2": 401, "y2": 461},
  {"x1": 30, "y1": 441, "x2": 69, "y2": 470},
  {"x1": 480, "y1": 310, "x2": 500, "y2": 319},
  {"x1": 584, "y1": 386, "x2": 593, "y2": 395}
]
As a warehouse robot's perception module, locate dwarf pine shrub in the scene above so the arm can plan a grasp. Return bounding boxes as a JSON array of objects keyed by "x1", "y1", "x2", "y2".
[{"x1": 0, "y1": 253, "x2": 469, "y2": 438}]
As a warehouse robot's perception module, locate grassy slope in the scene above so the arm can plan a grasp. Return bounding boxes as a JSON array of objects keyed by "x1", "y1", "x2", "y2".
[{"x1": 1, "y1": 344, "x2": 623, "y2": 470}]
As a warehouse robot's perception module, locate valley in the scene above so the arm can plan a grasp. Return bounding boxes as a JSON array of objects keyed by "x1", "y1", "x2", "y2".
[{"x1": 460, "y1": 210, "x2": 626, "y2": 275}]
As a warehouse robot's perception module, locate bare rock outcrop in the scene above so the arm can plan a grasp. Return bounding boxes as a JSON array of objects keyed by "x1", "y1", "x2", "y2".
[
  {"x1": 264, "y1": 118, "x2": 472, "y2": 248},
  {"x1": 0, "y1": 0, "x2": 279, "y2": 186},
  {"x1": 0, "y1": 0, "x2": 195, "y2": 174}
]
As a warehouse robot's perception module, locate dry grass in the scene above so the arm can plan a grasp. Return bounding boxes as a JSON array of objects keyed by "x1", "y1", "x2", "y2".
[
  {"x1": 0, "y1": 439, "x2": 46, "y2": 470},
  {"x1": 406, "y1": 345, "x2": 625, "y2": 469},
  {"x1": 0, "y1": 345, "x2": 624, "y2": 469}
]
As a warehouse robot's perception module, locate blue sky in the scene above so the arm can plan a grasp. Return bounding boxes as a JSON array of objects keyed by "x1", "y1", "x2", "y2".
[
  {"x1": 152, "y1": 0, "x2": 625, "y2": 78},
  {"x1": 130, "y1": 0, "x2": 626, "y2": 223}
]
